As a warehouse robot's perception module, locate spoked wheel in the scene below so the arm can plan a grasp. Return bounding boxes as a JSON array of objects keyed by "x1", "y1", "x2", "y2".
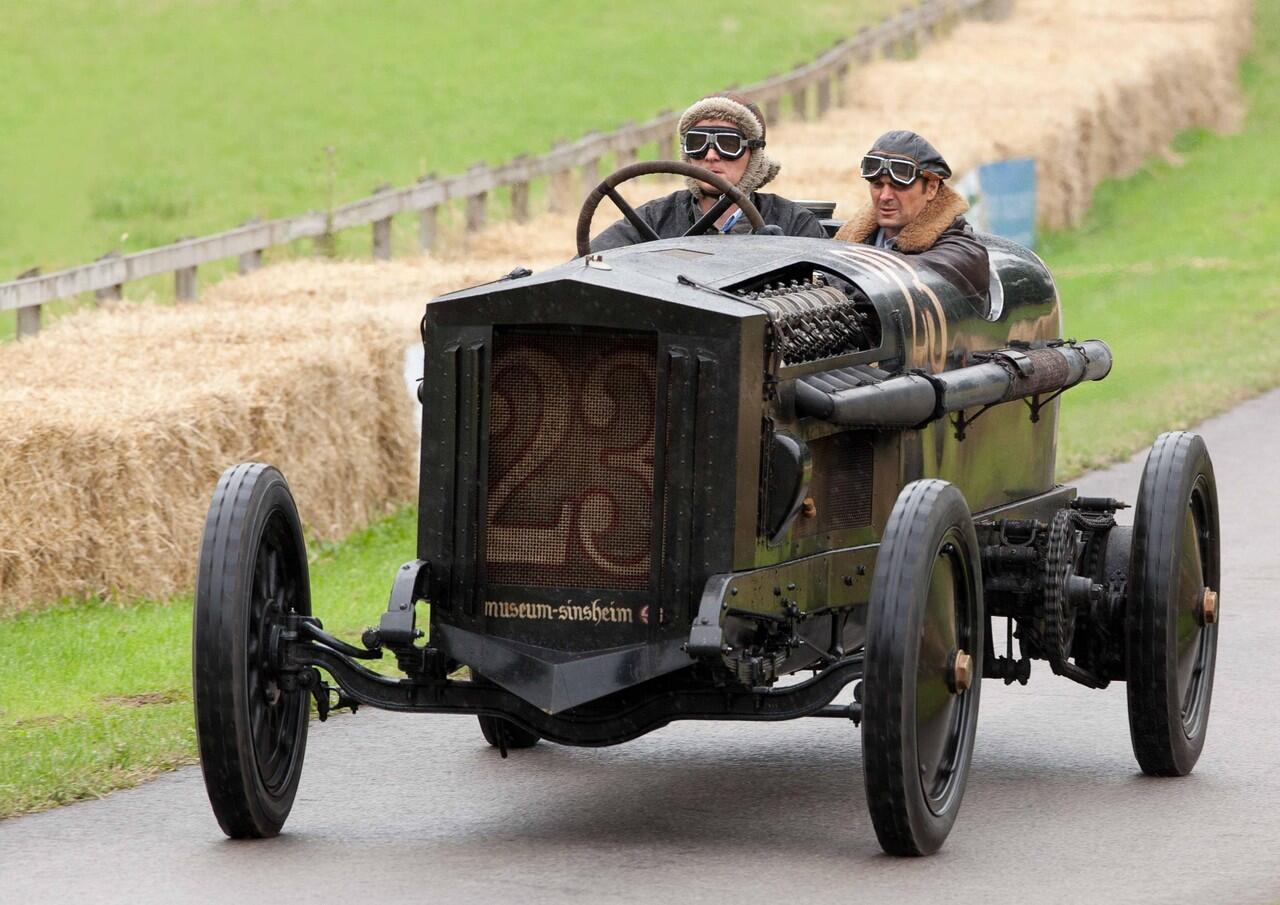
[
  {"x1": 862, "y1": 480, "x2": 984, "y2": 856},
  {"x1": 194, "y1": 463, "x2": 312, "y2": 838},
  {"x1": 472, "y1": 674, "x2": 540, "y2": 751},
  {"x1": 1126, "y1": 431, "x2": 1220, "y2": 776}
]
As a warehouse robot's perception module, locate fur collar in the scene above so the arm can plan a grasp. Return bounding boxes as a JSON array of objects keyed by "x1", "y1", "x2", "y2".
[{"x1": 834, "y1": 182, "x2": 969, "y2": 252}]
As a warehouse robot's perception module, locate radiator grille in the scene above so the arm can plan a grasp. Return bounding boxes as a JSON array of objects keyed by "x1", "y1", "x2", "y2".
[
  {"x1": 796, "y1": 433, "x2": 873, "y2": 537},
  {"x1": 485, "y1": 330, "x2": 656, "y2": 590}
]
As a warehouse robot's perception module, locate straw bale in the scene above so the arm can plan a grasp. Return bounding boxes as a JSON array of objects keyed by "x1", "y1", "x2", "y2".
[{"x1": 0, "y1": 0, "x2": 1254, "y2": 614}]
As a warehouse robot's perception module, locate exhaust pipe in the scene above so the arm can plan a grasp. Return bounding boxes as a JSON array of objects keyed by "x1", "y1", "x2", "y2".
[{"x1": 796, "y1": 340, "x2": 1112, "y2": 428}]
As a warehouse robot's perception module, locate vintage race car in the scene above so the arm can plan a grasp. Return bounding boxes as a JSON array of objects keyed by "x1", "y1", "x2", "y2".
[{"x1": 192, "y1": 162, "x2": 1220, "y2": 855}]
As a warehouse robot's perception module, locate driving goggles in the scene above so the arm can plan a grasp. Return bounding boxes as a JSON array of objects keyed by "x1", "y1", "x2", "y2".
[
  {"x1": 860, "y1": 154, "x2": 923, "y2": 186},
  {"x1": 683, "y1": 128, "x2": 765, "y2": 160}
]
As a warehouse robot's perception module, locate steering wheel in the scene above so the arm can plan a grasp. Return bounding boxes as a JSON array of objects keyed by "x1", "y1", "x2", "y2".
[{"x1": 576, "y1": 160, "x2": 766, "y2": 257}]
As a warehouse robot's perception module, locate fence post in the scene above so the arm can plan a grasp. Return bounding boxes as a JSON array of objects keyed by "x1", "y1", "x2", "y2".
[
  {"x1": 318, "y1": 152, "x2": 337, "y2": 258},
  {"x1": 853, "y1": 28, "x2": 874, "y2": 65},
  {"x1": 549, "y1": 140, "x2": 571, "y2": 213},
  {"x1": 238, "y1": 218, "x2": 264, "y2": 274},
  {"x1": 791, "y1": 82, "x2": 809, "y2": 120},
  {"x1": 509, "y1": 156, "x2": 531, "y2": 224},
  {"x1": 371, "y1": 184, "x2": 393, "y2": 260},
  {"x1": 15, "y1": 267, "x2": 40, "y2": 339},
  {"x1": 834, "y1": 64, "x2": 850, "y2": 107},
  {"x1": 174, "y1": 239, "x2": 197, "y2": 302},
  {"x1": 656, "y1": 110, "x2": 676, "y2": 161},
  {"x1": 900, "y1": 9, "x2": 921, "y2": 57},
  {"x1": 174, "y1": 266, "x2": 197, "y2": 301},
  {"x1": 616, "y1": 122, "x2": 638, "y2": 169},
  {"x1": 94, "y1": 252, "x2": 123, "y2": 304},
  {"x1": 465, "y1": 163, "x2": 488, "y2": 233},
  {"x1": 417, "y1": 173, "x2": 439, "y2": 251},
  {"x1": 580, "y1": 133, "x2": 601, "y2": 195},
  {"x1": 816, "y1": 76, "x2": 832, "y2": 116},
  {"x1": 763, "y1": 89, "x2": 781, "y2": 125},
  {"x1": 911, "y1": 5, "x2": 928, "y2": 54}
]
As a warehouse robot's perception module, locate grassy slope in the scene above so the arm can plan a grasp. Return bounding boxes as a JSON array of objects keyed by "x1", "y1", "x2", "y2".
[
  {"x1": 1045, "y1": 2, "x2": 1280, "y2": 474},
  {"x1": 3, "y1": 4, "x2": 1279, "y2": 819},
  {"x1": 0, "y1": 0, "x2": 899, "y2": 338}
]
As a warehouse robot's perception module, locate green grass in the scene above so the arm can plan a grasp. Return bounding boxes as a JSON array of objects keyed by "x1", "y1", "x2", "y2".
[
  {"x1": 1044, "y1": 0, "x2": 1280, "y2": 475},
  {"x1": 0, "y1": 0, "x2": 902, "y2": 339},
  {"x1": 4, "y1": 2, "x2": 1280, "y2": 821}
]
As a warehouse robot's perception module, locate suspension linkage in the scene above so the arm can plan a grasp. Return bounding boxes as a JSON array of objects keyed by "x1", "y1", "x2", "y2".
[{"x1": 292, "y1": 615, "x2": 384, "y2": 660}]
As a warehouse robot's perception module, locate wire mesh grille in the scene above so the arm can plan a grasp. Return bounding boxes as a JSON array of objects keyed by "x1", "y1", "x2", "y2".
[
  {"x1": 796, "y1": 432, "x2": 874, "y2": 537},
  {"x1": 485, "y1": 330, "x2": 657, "y2": 591}
]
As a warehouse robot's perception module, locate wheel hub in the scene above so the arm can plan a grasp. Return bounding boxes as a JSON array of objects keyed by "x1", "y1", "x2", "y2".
[
  {"x1": 949, "y1": 650, "x2": 974, "y2": 693},
  {"x1": 1198, "y1": 587, "x2": 1218, "y2": 626}
]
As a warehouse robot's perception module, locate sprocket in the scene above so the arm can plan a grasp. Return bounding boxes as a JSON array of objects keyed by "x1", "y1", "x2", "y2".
[{"x1": 1037, "y1": 508, "x2": 1080, "y2": 665}]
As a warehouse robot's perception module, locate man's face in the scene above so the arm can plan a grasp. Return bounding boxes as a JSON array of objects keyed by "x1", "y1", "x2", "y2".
[
  {"x1": 868, "y1": 173, "x2": 940, "y2": 234},
  {"x1": 688, "y1": 118, "x2": 751, "y2": 195}
]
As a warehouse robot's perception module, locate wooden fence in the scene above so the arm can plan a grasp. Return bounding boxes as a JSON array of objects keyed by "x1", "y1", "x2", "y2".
[{"x1": 0, "y1": 0, "x2": 1012, "y2": 338}]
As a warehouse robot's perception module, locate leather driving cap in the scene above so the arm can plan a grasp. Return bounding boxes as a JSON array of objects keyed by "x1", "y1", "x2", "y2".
[{"x1": 867, "y1": 130, "x2": 952, "y2": 179}]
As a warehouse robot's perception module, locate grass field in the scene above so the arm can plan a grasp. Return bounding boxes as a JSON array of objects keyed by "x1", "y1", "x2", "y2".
[
  {"x1": 0, "y1": 0, "x2": 901, "y2": 338},
  {"x1": 2, "y1": 2, "x2": 1278, "y2": 820}
]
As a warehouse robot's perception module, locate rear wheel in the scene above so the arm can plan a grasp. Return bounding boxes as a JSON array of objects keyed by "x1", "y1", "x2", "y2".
[
  {"x1": 1126, "y1": 432, "x2": 1220, "y2": 776},
  {"x1": 478, "y1": 715, "x2": 541, "y2": 750},
  {"x1": 472, "y1": 674, "x2": 540, "y2": 750},
  {"x1": 194, "y1": 463, "x2": 311, "y2": 838},
  {"x1": 862, "y1": 480, "x2": 984, "y2": 856}
]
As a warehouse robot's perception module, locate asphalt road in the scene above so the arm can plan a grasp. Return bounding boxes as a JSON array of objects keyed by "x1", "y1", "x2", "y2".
[{"x1": 3, "y1": 389, "x2": 1278, "y2": 905}]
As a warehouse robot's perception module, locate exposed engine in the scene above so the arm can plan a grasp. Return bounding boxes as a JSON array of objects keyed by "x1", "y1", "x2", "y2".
[{"x1": 731, "y1": 267, "x2": 879, "y2": 365}]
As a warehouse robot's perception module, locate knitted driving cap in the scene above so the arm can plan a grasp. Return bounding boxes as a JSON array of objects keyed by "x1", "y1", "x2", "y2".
[
  {"x1": 677, "y1": 92, "x2": 781, "y2": 198},
  {"x1": 867, "y1": 129, "x2": 952, "y2": 180}
]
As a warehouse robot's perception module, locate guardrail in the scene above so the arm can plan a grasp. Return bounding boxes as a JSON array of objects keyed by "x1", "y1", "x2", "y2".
[{"x1": 0, "y1": 0, "x2": 1012, "y2": 338}]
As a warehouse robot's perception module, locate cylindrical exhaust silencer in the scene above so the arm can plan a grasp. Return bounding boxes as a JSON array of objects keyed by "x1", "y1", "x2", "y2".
[{"x1": 796, "y1": 340, "x2": 1112, "y2": 428}]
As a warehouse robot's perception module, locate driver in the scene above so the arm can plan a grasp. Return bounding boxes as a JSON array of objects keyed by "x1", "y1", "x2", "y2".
[{"x1": 590, "y1": 92, "x2": 826, "y2": 251}]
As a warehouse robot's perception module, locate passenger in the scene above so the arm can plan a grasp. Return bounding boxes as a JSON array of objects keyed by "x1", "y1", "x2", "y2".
[
  {"x1": 590, "y1": 92, "x2": 827, "y2": 251},
  {"x1": 836, "y1": 130, "x2": 989, "y2": 304}
]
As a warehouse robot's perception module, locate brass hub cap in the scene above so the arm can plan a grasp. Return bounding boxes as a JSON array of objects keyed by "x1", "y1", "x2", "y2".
[
  {"x1": 1199, "y1": 587, "x2": 1218, "y2": 626},
  {"x1": 950, "y1": 649, "x2": 973, "y2": 694}
]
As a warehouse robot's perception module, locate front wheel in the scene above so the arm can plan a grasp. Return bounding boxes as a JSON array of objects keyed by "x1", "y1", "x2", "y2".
[
  {"x1": 194, "y1": 463, "x2": 312, "y2": 838},
  {"x1": 862, "y1": 480, "x2": 984, "y2": 856}
]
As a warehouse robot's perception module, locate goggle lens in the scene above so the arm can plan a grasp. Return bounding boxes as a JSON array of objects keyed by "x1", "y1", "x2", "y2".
[
  {"x1": 714, "y1": 132, "x2": 744, "y2": 156},
  {"x1": 684, "y1": 132, "x2": 711, "y2": 156}
]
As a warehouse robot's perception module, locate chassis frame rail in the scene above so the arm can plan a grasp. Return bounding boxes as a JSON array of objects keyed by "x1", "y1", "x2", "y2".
[{"x1": 287, "y1": 641, "x2": 864, "y2": 747}]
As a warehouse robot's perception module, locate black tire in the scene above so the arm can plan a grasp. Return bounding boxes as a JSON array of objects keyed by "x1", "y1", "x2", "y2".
[
  {"x1": 862, "y1": 480, "x2": 984, "y2": 856},
  {"x1": 1126, "y1": 432, "x2": 1220, "y2": 776},
  {"x1": 194, "y1": 463, "x2": 312, "y2": 838},
  {"x1": 477, "y1": 715, "x2": 541, "y2": 750},
  {"x1": 472, "y1": 674, "x2": 540, "y2": 749}
]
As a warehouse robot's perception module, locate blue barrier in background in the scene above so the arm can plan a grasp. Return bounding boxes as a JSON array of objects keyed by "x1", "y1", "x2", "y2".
[{"x1": 957, "y1": 157, "x2": 1037, "y2": 249}]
